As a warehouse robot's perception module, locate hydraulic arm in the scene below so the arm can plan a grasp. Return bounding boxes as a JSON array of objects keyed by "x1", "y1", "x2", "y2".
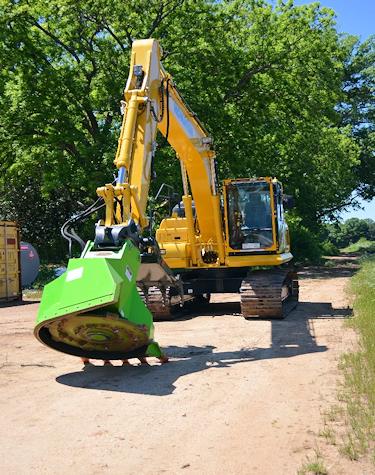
[{"x1": 95, "y1": 39, "x2": 225, "y2": 265}]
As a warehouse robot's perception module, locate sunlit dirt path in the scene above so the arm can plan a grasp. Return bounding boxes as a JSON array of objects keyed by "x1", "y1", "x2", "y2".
[{"x1": 0, "y1": 264, "x2": 369, "y2": 474}]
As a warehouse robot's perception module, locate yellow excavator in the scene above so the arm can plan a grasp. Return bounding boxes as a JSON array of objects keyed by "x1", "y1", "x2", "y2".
[{"x1": 34, "y1": 39, "x2": 298, "y2": 362}]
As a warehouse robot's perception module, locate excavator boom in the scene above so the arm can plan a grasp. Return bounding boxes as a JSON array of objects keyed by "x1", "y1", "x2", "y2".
[{"x1": 96, "y1": 39, "x2": 224, "y2": 263}]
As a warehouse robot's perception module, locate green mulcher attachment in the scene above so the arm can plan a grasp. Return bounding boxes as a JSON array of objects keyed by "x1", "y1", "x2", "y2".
[{"x1": 34, "y1": 240, "x2": 165, "y2": 361}]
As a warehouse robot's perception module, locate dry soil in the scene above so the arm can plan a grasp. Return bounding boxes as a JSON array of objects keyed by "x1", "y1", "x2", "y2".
[{"x1": 0, "y1": 263, "x2": 371, "y2": 474}]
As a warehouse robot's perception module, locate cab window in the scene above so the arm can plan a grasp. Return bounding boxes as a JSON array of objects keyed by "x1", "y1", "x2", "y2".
[{"x1": 227, "y1": 181, "x2": 274, "y2": 250}]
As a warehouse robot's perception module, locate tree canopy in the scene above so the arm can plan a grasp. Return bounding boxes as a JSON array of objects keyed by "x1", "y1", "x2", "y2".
[
  {"x1": 0, "y1": 0, "x2": 373, "y2": 260},
  {"x1": 325, "y1": 218, "x2": 375, "y2": 248}
]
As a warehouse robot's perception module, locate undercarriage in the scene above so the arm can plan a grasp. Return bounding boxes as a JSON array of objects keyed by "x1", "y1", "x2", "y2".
[{"x1": 137, "y1": 262, "x2": 299, "y2": 320}]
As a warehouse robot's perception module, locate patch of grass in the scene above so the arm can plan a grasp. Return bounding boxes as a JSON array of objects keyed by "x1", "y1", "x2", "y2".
[
  {"x1": 22, "y1": 288, "x2": 43, "y2": 301},
  {"x1": 342, "y1": 238, "x2": 375, "y2": 254},
  {"x1": 338, "y1": 259, "x2": 375, "y2": 461},
  {"x1": 322, "y1": 404, "x2": 344, "y2": 423},
  {"x1": 340, "y1": 433, "x2": 360, "y2": 461},
  {"x1": 358, "y1": 254, "x2": 375, "y2": 265},
  {"x1": 298, "y1": 449, "x2": 328, "y2": 475},
  {"x1": 319, "y1": 425, "x2": 336, "y2": 445}
]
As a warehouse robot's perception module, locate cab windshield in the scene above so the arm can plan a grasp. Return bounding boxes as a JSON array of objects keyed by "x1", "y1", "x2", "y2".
[{"x1": 227, "y1": 181, "x2": 274, "y2": 250}]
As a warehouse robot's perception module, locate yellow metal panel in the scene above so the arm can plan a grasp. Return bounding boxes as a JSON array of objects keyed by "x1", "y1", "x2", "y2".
[
  {"x1": 182, "y1": 195, "x2": 198, "y2": 265},
  {"x1": 156, "y1": 217, "x2": 189, "y2": 242},
  {"x1": 162, "y1": 252, "x2": 293, "y2": 270},
  {"x1": 0, "y1": 221, "x2": 21, "y2": 300},
  {"x1": 158, "y1": 82, "x2": 219, "y2": 245},
  {"x1": 225, "y1": 252, "x2": 293, "y2": 268},
  {"x1": 269, "y1": 178, "x2": 278, "y2": 250},
  {"x1": 160, "y1": 243, "x2": 190, "y2": 268},
  {"x1": 162, "y1": 252, "x2": 292, "y2": 270},
  {"x1": 156, "y1": 218, "x2": 192, "y2": 267}
]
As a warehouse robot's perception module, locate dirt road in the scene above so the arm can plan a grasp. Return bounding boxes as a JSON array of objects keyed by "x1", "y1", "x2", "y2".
[{"x1": 0, "y1": 265, "x2": 365, "y2": 474}]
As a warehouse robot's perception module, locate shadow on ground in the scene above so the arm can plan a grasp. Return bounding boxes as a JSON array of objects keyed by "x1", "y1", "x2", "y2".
[
  {"x1": 0, "y1": 299, "x2": 39, "y2": 308},
  {"x1": 298, "y1": 255, "x2": 360, "y2": 280},
  {"x1": 298, "y1": 267, "x2": 358, "y2": 280},
  {"x1": 56, "y1": 300, "x2": 349, "y2": 396}
]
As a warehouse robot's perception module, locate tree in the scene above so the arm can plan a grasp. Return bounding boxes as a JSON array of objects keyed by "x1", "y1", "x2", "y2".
[
  {"x1": 0, "y1": 0, "x2": 371, "y2": 260},
  {"x1": 0, "y1": 0, "x2": 204, "y2": 258},
  {"x1": 324, "y1": 218, "x2": 375, "y2": 248},
  {"x1": 338, "y1": 35, "x2": 375, "y2": 201}
]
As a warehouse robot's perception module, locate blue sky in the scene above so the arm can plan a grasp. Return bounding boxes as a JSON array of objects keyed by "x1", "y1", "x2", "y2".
[
  {"x1": 292, "y1": 1, "x2": 374, "y2": 220},
  {"x1": 293, "y1": 0, "x2": 374, "y2": 40}
]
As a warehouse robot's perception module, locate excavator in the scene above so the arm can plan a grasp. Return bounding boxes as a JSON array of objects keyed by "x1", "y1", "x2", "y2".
[{"x1": 34, "y1": 39, "x2": 298, "y2": 363}]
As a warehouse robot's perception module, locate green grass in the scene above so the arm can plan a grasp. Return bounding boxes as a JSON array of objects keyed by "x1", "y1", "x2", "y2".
[
  {"x1": 342, "y1": 238, "x2": 375, "y2": 254},
  {"x1": 322, "y1": 404, "x2": 344, "y2": 423},
  {"x1": 339, "y1": 258, "x2": 375, "y2": 461},
  {"x1": 297, "y1": 449, "x2": 328, "y2": 475},
  {"x1": 319, "y1": 425, "x2": 336, "y2": 445}
]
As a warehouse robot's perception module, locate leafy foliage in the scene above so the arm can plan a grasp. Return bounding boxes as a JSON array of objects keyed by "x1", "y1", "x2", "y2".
[
  {"x1": 324, "y1": 218, "x2": 375, "y2": 248},
  {"x1": 320, "y1": 240, "x2": 340, "y2": 256},
  {"x1": 0, "y1": 0, "x2": 373, "y2": 261},
  {"x1": 31, "y1": 264, "x2": 58, "y2": 289},
  {"x1": 338, "y1": 35, "x2": 375, "y2": 201},
  {"x1": 286, "y1": 214, "x2": 323, "y2": 264}
]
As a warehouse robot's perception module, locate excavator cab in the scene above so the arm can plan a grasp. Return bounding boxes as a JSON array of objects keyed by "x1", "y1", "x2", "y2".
[{"x1": 223, "y1": 178, "x2": 290, "y2": 255}]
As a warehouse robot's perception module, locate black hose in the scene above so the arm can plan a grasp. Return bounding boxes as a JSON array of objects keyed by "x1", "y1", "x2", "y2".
[{"x1": 61, "y1": 199, "x2": 105, "y2": 257}]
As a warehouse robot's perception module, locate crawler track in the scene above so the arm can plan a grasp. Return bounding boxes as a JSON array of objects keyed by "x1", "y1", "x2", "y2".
[
  {"x1": 240, "y1": 269, "x2": 299, "y2": 319},
  {"x1": 138, "y1": 286, "x2": 183, "y2": 320},
  {"x1": 139, "y1": 270, "x2": 299, "y2": 320}
]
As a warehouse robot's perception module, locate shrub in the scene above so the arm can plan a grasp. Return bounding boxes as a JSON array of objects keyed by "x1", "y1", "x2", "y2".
[
  {"x1": 287, "y1": 215, "x2": 322, "y2": 264},
  {"x1": 31, "y1": 264, "x2": 57, "y2": 290},
  {"x1": 321, "y1": 240, "x2": 340, "y2": 256}
]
